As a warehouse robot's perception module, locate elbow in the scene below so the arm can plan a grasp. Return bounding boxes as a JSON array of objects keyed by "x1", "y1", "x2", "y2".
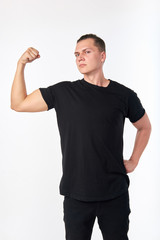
[
  {"x1": 10, "y1": 103, "x2": 16, "y2": 111},
  {"x1": 143, "y1": 122, "x2": 152, "y2": 138},
  {"x1": 10, "y1": 105, "x2": 18, "y2": 111},
  {"x1": 149, "y1": 123, "x2": 152, "y2": 135},
  {"x1": 137, "y1": 121, "x2": 152, "y2": 138},
  {"x1": 147, "y1": 114, "x2": 152, "y2": 134},
  {"x1": 10, "y1": 98, "x2": 18, "y2": 111},
  {"x1": 144, "y1": 123, "x2": 152, "y2": 134},
  {"x1": 147, "y1": 119, "x2": 152, "y2": 134},
  {"x1": 10, "y1": 103, "x2": 21, "y2": 112},
  {"x1": 147, "y1": 124, "x2": 152, "y2": 142}
]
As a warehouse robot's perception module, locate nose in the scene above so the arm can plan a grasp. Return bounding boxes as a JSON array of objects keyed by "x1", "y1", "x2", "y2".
[{"x1": 77, "y1": 52, "x2": 85, "y2": 62}]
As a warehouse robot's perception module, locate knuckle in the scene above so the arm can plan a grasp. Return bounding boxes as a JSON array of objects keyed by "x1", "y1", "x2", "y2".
[
  {"x1": 29, "y1": 47, "x2": 39, "y2": 54},
  {"x1": 27, "y1": 48, "x2": 31, "y2": 53}
]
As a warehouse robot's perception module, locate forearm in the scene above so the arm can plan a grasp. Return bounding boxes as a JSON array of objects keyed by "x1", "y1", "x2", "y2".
[
  {"x1": 10, "y1": 61, "x2": 27, "y2": 109},
  {"x1": 129, "y1": 127, "x2": 151, "y2": 165}
]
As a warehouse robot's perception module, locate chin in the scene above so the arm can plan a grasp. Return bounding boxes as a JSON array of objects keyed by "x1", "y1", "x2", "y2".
[
  {"x1": 79, "y1": 70, "x2": 88, "y2": 74},
  {"x1": 78, "y1": 68, "x2": 91, "y2": 74}
]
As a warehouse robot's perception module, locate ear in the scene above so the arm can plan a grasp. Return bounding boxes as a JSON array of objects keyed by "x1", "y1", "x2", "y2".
[{"x1": 101, "y1": 51, "x2": 106, "y2": 63}]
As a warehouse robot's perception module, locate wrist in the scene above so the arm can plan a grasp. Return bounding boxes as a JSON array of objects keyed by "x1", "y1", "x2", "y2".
[
  {"x1": 17, "y1": 60, "x2": 26, "y2": 68},
  {"x1": 129, "y1": 157, "x2": 139, "y2": 166}
]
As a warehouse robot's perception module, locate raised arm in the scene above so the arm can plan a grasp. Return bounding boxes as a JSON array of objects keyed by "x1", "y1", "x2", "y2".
[{"x1": 10, "y1": 47, "x2": 48, "y2": 112}]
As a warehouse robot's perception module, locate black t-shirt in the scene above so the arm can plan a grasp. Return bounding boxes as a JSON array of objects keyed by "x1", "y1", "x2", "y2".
[{"x1": 39, "y1": 78, "x2": 145, "y2": 202}]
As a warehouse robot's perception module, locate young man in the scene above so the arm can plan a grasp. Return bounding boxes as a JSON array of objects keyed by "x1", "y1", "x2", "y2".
[{"x1": 11, "y1": 34, "x2": 151, "y2": 240}]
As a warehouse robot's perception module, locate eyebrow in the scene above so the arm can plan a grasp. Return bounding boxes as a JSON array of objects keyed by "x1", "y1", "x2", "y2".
[{"x1": 74, "y1": 48, "x2": 92, "y2": 55}]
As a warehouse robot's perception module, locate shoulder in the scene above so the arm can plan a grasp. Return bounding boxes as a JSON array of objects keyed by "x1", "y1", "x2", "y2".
[
  {"x1": 46, "y1": 80, "x2": 80, "y2": 95},
  {"x1": 54, "y1": 79, "x2": 81, "y2": 90},
  {"x1": 111, "y1": 79, "x2": 133, "y2": 92},
  {"x1": 45, "y1": 80, "x2": 72, "y2": 92},
  {"x1": 51, "y1": 80, "x2": 79, "y2": 88},
  {"x1": 52, "y1": 80, "x2": 72, "y2": 88},
  {"x1": 110, "y1": 79, "x2": 136, "y2": 97}
]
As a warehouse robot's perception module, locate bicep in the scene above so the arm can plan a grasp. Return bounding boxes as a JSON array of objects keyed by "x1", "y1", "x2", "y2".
[
  {"x1": 132, "y1": 112, "x2": 151, "y2": 130},
  {"x1": 14, "y1": 89, "x2": 48, "y2": 112}
]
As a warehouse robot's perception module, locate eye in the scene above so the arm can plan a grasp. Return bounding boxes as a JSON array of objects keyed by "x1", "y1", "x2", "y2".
[
  {"x1": 75, "y1": 53, "x2": 79, "y2": 57},
  {"x1": 85, "y1": 50, "x2": 90, "y2": 54}
]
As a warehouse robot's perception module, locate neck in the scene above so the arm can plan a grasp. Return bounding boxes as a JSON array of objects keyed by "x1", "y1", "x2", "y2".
[{"x1": 83, "y1": 71, "x2": 109, "y2": 87}]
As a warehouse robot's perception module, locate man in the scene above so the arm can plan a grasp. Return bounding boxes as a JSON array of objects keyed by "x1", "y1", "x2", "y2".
[{"x1": 10, "y1": 34, "x2": 151, "y2": 240}]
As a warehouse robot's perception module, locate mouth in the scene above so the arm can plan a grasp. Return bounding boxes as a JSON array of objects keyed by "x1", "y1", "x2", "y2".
[{"x1": 79, "y1": 64, "x2": 86, "y2": 67}]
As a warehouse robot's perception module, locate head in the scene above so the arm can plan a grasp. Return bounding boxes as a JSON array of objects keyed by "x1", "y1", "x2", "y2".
[{"x1": 74, "y1": 34, "x2": 106, "y2": 75}]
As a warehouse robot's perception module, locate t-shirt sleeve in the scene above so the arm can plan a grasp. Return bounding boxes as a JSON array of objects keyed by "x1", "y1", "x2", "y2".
[
  {"x1": 39, "y1": 85, "x2": 56, "y2": 111},
  {"x1": 126, "y1": 90, "x2": 145, "y2": 123}
]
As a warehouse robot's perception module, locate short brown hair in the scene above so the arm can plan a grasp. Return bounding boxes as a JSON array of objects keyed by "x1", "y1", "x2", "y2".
[{"x1": 77, "y1": 34, "x2": 106, "y2": 53}]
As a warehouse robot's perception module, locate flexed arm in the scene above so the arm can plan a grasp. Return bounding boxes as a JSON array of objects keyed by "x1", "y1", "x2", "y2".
[{"x1": 10, "y1": 47, "x2": 48, "y2": 112}]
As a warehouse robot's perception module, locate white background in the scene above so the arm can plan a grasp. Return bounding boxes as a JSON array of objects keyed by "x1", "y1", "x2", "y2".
[{"x1": 0, "y1": 0, "x2": 159, "y2": 239}]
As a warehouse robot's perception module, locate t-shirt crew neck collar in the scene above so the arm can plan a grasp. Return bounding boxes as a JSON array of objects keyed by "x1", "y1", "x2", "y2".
[{"x1": 81, "y1": 78, "x2": 112, "y2": 90}]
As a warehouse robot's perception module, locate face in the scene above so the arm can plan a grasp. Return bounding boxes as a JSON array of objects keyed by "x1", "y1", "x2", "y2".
[{"x1": 74, "y1": 38, "x2": 106, "y2": 75}]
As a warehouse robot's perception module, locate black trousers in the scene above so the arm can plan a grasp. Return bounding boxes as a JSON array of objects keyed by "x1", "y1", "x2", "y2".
[{"x1": 63, "y1": 191, "x2": 131, "y2": 240}]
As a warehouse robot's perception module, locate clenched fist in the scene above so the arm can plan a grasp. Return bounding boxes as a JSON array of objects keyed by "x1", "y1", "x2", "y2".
[{"x1": 18, "y1": 47, "x2": 40, "y2": 65}]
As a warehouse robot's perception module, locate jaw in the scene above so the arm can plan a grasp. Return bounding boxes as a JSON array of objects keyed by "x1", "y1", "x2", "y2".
[{"x1": 78, "y1": 65, "x2": 102, "y2": 76}]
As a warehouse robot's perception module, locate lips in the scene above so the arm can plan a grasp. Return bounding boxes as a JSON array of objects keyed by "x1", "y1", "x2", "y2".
[{"x1": 79, "y1": 64, "x2": 86, "y2": 67}]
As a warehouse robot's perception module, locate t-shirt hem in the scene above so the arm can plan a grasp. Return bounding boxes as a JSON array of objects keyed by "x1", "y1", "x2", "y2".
[{"x1": 59, "y1": 189, "x2": 129, "y2": 202}]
